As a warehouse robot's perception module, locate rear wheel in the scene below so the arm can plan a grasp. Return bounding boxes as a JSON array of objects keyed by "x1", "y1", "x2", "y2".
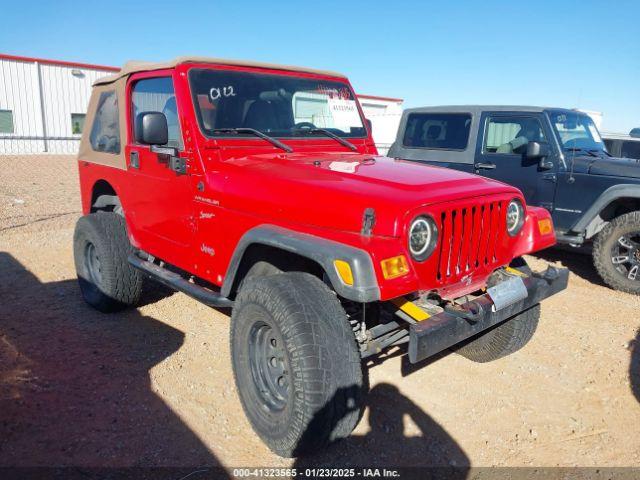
[
  {"x1": 593, "y1": 211, "x2": 640, "y2": 295},
  {"x1": 454, "y1": 304, "x2": 540, "y2": 363},
  {"x1": 73, "y1": 212, "x2": 142, "y2": 312},
  {"x1": 230, "y1": 272, "x2": 365, "y2": 457}
]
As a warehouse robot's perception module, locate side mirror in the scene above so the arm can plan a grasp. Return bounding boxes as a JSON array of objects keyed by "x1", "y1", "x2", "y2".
[
  {"x1": 525, "y1": 141, "x2": 550, "y2": 159},
  {"x1": 137, "y1": 112, "x2": 168, "y2": 145}
]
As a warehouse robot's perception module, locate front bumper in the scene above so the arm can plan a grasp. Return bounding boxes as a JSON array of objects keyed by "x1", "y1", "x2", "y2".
[{"x1": 408, "y1": 266, "x2": 569, "y2": 363}]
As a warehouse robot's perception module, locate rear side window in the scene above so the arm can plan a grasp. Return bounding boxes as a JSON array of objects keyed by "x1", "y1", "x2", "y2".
[
  {"x1": 402, "y1": 113, "x2": 471, "y2": 150},
  {"x1": 621, "y1": 141, "x2": 640, "y2": 160},
  {"x1": 90, "y1": 91, "x2": 120, "y2": 154}
]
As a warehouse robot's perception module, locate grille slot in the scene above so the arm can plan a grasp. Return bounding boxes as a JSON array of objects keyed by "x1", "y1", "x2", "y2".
[{"x1": 435, "y1": 200, "x2": 505, "y2": 284}]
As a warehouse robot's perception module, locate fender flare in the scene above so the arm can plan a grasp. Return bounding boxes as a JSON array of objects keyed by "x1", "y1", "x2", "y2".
[
  {"x1": 220, "y1": 225, "x2": 380, "y2": 303},
  {"x1": 570, "y1": 184, "x2": 640, "y2": 235}
]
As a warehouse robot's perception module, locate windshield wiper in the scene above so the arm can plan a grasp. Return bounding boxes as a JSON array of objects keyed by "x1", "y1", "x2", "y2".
[
  {"x1": 212, "y1": 128, "x2": 293, "y2": 153},
  {"x1": 565, "y1": 147, "x2": 599, "y2": 158},
  {"x1": 295, "y1": 128, "x2": 357, "y2": 152}
]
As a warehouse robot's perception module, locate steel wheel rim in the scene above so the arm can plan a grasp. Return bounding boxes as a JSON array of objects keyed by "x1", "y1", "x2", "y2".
[
  {"x1": 248, "y1": 321, "x2": 290, "y2": 412},
  {"x1": 610, "y1": 232, "x2": 640, "y2": 282},
  {"x1": 84, "y1": 242, "x2": 103, "y2": 286}
]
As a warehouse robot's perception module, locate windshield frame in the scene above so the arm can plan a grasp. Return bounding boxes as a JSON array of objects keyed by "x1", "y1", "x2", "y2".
[
  {"x1": 186, "y1": 65, "x2": 368, "y2": 141},
  {"x1": 546, "y1": 109, "x2": 605, "y2": 153}
]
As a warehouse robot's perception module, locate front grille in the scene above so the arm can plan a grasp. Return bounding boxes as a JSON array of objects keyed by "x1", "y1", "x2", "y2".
[{"x1": 434, "y1": 199, "x2": 507, "y2": 284}]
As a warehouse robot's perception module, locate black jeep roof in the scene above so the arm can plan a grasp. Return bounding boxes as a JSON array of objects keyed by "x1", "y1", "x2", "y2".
[{"x1": 402, "y1": 105, "x2": 576, "y2": 115}]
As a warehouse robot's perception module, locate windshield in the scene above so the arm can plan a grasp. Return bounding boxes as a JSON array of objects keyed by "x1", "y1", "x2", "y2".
[
  {"x1": 548, "y1": 110, "x2": 605, "y2": 152},
  {"x1": 189, "y1": 68, "x2": 366, "y2": 139}
]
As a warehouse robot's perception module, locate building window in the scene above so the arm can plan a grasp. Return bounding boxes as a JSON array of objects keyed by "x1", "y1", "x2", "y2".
[
  {"x1": 71, "y1": 113, "x2": 86, "y2": 135},
  {"x1": 89, "y1": 91, "x2": 120, "y2": 154},
  {"x1": 0, "y1": 109, "x2": 14, "y2": 134}
]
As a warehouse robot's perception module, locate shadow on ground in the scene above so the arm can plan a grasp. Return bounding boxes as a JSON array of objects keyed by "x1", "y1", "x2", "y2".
[
  {"x1": 0, "y1": 251, "x2": 468, "y2": 473},
  {"x1": 532, "y1": 246, "x2": 606, "y2": 287},
  {"x1": 0, "y1": 252, "x2": 225, "y2": 472},
  {"x1": 294, "y1": 383, "x2": 469, "y2": 474}
]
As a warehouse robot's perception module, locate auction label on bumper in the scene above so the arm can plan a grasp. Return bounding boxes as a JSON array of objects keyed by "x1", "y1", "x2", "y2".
[{"x1": 487, "y1": 276, "x2": 528, "y2": 312}]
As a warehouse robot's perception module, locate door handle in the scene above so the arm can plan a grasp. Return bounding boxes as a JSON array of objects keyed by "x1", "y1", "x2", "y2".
[{"x1": 474, "y1": 162, "x2": 496, "y2": 170}]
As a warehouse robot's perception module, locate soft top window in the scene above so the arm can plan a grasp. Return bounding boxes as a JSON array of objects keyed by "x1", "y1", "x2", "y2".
[
  {"x1": 90, "y1": 91, "x2": 120, "y2": 154},
  {"x1": 402, "y1": 113, "x2": 471, "y2": 150},
  {"x1": 188, "y1": 68, "x2": 366, "y2": 139}
]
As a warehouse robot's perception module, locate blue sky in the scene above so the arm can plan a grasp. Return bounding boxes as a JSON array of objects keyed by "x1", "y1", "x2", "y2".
[{"x1": 1, "y1": 0, "x2": 638, "y2": 132}]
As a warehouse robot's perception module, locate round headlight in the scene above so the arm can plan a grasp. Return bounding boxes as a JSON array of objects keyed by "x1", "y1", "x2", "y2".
[
  {"x1": 506, "y1": 199, "x2": 525, "y2": 236},
  {"x1": 408, "y1": 215, "x2": 438, "y2": 261}
]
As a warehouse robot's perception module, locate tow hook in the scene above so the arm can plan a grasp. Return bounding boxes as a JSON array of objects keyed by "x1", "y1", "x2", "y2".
[
  {"x1": 539, "y1": 266, "x2": 561, "y2": 283},
  {"x1": 443, "y1": 300, "x2": 484, "y2": 323}
]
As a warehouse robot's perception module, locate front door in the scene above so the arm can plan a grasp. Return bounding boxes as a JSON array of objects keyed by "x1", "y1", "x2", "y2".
[
  {"x1": 474, "y1": 112, "x2": 558, "y2": 211},
  {"x1": 125, "y1": 73, "x2": 194, "y2": 267}
]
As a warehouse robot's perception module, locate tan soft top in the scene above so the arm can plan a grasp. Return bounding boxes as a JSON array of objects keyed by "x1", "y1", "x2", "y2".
[{"x1": 94, "y1": 56, "x2": 346, "y2": 85}]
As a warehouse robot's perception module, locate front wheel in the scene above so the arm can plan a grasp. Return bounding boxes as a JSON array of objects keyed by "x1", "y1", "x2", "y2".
[
  {"x1": 230, "y1": 272, "x2": 365, "y2": 457},
  {"x1": 593, "y1": 211, "x2": 640, "y2": 295}
]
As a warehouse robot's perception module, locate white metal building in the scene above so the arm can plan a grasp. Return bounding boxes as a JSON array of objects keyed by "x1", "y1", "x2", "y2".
[{"x1": 0, "y1": 54, "x2": 403, "y2": 155}]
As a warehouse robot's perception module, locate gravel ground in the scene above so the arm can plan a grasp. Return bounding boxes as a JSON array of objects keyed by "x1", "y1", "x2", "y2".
[{"x1": 1, "y1": 155, "x2": 639, "y2": 469}]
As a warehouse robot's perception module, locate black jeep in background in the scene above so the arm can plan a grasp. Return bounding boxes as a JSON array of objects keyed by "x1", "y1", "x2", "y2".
[{"x1": 389, "y1": 106, "x2": 640, "y2": 294}]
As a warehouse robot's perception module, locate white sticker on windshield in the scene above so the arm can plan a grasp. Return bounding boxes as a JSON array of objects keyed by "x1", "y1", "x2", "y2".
[
  {"x1": 328, "y1": 98, "x2": 361, "y2": 129},
  {"x1": 588, "y1": 123, "x2": 602, "y2": 143}
]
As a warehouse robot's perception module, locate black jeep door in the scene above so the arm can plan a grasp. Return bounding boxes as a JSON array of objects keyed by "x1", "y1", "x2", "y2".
[{"x1": 474, "y1": 112, "x2": 558, "y2": 211}]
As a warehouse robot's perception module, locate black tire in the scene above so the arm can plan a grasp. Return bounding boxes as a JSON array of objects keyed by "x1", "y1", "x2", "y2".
[
  {"x1": 454, "y1": 304, "x2": 540, "y2": 363},
  {"x1": 230, "y1": 272, "x2": 365, "y2": 457},
  {"x1": 593, "y1": 211, "x2": 640, "y2": 295},
  {"x1": 73, "y1": 212, "x2": 142, "y2": 312}
]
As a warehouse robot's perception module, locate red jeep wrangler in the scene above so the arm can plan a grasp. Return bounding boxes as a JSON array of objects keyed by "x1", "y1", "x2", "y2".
[{"x1": 74, "y1": 57, "x2": 567, "y2": 456}]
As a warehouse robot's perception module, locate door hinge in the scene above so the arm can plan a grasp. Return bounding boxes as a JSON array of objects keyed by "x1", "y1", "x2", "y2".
[
  {"x1": 540, "y1": 202, "x2": 554, "y2": 212},
  {"x1": 129, "y1": 151, "x2": 139, "y2": 169},
  {"x1": 361, "y1": 208, "x2": 376, "y2": 237},
  {"x1": 170, "y1": 156, "x2": 187, "y2": 175}
]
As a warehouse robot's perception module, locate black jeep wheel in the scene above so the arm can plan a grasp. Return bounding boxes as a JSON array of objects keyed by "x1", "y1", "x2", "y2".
[
  {"x1": 593, "y1": 212, "x2": 640, "y2": 295},
  {"x1": 454, "y1": 304, "x2": 540, "y2": 363},
  {"x1": 230, "y1": 272, "x2": 365, "y2": 457},
  {"x1": 73, "y1": 212, "x2": 142, "y2": 312}
]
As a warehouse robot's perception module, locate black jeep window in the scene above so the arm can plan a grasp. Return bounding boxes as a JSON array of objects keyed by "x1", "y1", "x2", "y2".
[
  {"x1": 621, "y1": 141, "x2": 640, "y2": 160},
  {"x1": 188, "y1": 68, "x2": 366, "y2": 138},
  {"x1": 402, "y1": 113, "x2": 471, "y2": 149},
  {"x1": 89, "y1": 91, "x2": 120, "y2": 154},
  {"x1": 484, "y1": 116, "x2": 546, "y2": 154},
  {"x1": 132, "y1": 77, "x2": 182, "y2": 148}
]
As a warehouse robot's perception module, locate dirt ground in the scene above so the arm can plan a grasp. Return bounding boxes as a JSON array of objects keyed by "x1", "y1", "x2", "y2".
[{"x1": 1, "y1": 155, "x2": 639, "y2": 469}]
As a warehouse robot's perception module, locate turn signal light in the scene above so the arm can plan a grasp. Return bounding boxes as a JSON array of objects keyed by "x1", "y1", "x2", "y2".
[
  {"x1": 381, "y1": 255, "x2": 410, "y2": 280},
  {"x1": 538, "y1": 218, "x2": 553, "y2": 235},
  {"x1": 334, "y1": 260, "x2": 354, "y2": 286}
]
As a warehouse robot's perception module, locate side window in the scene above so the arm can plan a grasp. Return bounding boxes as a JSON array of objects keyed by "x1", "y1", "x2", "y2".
[
  {"x1": 90, "y1": 91, "x2": 121, "y2": 154},
  {"x1": 402, "y1": 113, "x2": 471, "y2": 149},
  {"x1": 484, "y1": 116, "x2": 546, "y2": 154},
  {"x1": 621, "y1": 141, "x2": 640, "y2": 160},
  {"x1": 132, "y1": 77, "x2": 182, "y2": 148}
]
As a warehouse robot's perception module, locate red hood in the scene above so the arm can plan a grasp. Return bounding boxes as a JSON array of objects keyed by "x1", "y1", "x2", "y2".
[{"x1": 211, "y1": 152, "x2": 521, "y2": 237}]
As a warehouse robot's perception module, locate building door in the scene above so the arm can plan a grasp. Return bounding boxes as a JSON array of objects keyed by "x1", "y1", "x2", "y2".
[{"x1": 125, "y1": 74, "x2": 195, "y2": 267}]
